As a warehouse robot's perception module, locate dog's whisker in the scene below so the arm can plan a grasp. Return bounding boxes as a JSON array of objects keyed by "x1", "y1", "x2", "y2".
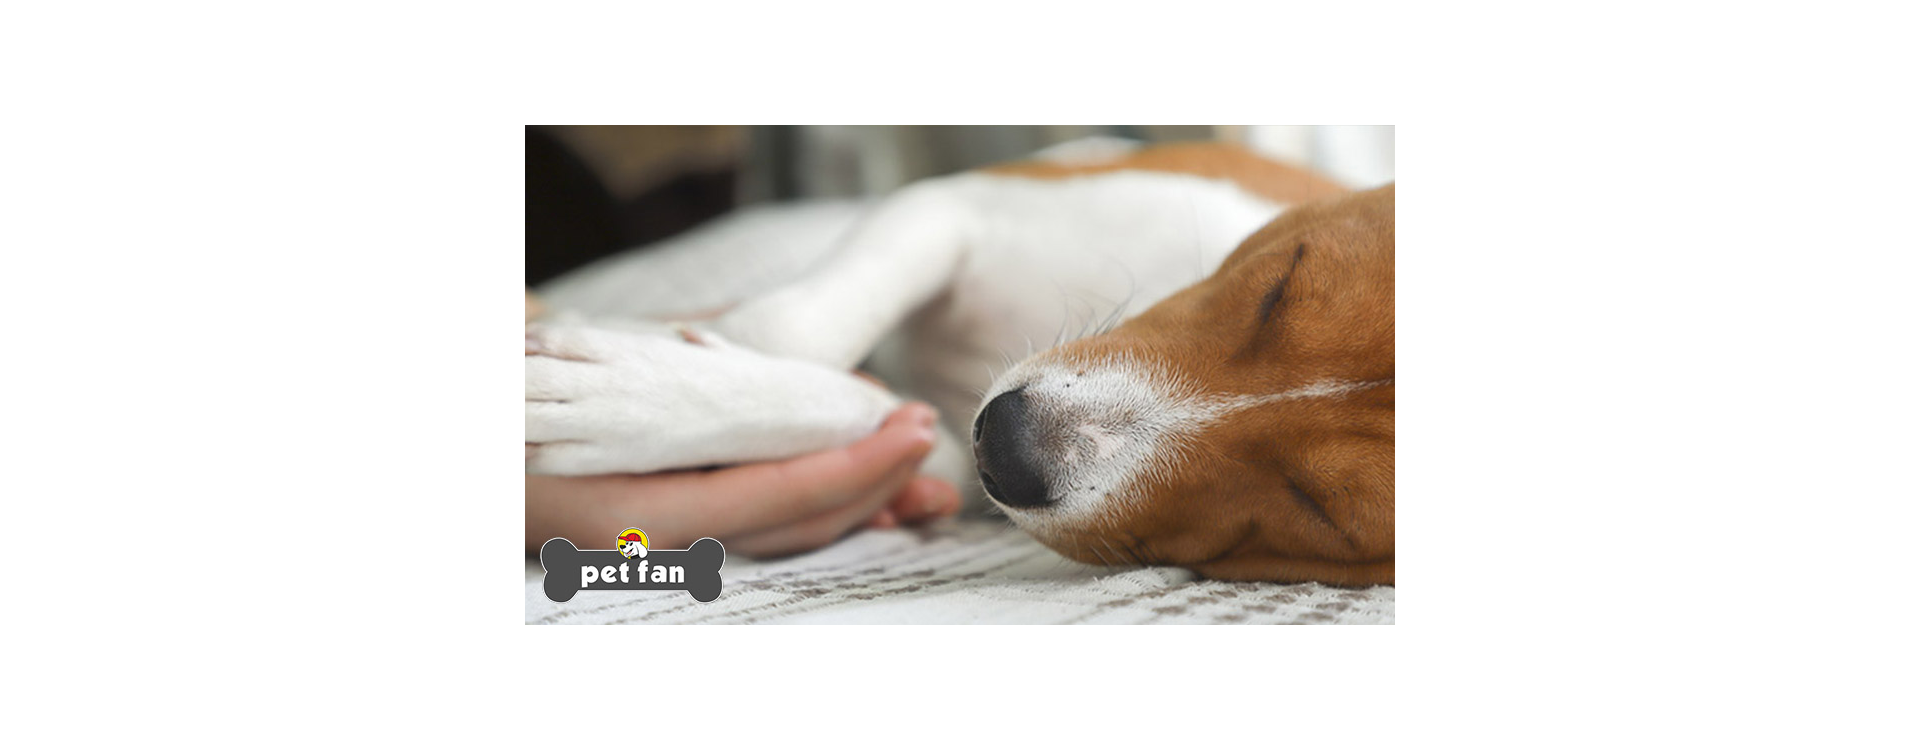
[{"x1": 1051, "y1": 281, "x2": 1075, "y2": 347}]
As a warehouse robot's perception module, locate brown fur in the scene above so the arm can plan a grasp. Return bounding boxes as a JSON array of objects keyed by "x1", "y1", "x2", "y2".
[{"x1": 1022, "y1": 184, "x2": 1395, "y2": 586}]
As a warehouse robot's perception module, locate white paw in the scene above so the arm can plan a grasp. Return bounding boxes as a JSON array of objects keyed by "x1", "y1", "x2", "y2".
[
  {"x1": 525, "y1": 321, "x2": 898, "y2": 475},
  {"x1": 526, "y1": 322, "x2": 697, "y2": 475}
]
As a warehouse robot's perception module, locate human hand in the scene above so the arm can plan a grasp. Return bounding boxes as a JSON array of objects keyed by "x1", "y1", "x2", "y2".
[{"x1": 526, "y1": 403, "x2": 960, "y2": 558}]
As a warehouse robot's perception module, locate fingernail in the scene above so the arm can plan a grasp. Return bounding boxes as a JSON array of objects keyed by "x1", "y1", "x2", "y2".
[
  {"x1": 919, "y1": 491, "x2": 949, "y2": 517},
  {"x1": 908, "y1": 402, "x2": 938, "y2": 428}
]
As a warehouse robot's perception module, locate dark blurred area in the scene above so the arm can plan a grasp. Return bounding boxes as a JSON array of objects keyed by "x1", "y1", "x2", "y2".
[
  {"x1": 526, "y1": 125, "x2": 1393, "y2": 286},
  {"x1": 526, "y1": 126, "x2": 740, "y2": 286}
]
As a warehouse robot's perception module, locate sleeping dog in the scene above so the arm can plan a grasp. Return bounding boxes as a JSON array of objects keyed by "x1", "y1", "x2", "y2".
[{"x1": 527, "y1": 140, "x2": 1393, "y2": 585}]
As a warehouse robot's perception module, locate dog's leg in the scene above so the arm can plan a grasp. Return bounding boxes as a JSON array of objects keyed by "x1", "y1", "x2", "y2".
[
  {"x1": 526, "y1": 321, "x2": 900, "y2": 476},
  {"x1": 534, "y1": 200, "x2": 871, "y2": 322},
  {"x1": 706, "y1": 179, "x2": 976, "y2": 370}
]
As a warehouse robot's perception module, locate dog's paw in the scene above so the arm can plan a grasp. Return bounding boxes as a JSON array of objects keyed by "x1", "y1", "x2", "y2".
[
  {"x1": 525, "y1": 322, "x2": 716, "y2": 475},
  {"x1": 525, "y1": 321, "x2": 898, "y2": 476}
]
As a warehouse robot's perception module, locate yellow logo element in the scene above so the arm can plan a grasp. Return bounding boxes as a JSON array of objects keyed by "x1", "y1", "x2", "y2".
[{"x1": 615, "y1": 528, "x2": 649, "y2": 559}]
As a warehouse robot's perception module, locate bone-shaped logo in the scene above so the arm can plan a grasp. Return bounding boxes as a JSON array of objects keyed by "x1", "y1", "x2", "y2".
[{"x1": 539, "y1": 536, "x2": 724, "y2": 603}]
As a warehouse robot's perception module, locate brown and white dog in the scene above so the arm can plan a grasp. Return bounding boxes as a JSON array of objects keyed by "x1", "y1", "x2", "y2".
[{"x1": 527, "y1": 139, "x2": 1393, "y2": 585}]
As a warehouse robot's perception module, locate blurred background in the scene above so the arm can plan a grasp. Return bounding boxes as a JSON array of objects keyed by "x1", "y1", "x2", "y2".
[{"x1": 527, "y1": 125, "x2": 1394, "y2": 286}]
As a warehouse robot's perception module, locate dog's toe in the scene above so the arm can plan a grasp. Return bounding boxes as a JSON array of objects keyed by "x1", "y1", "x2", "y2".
[{"x1": 524, "y1": 323, "x2": 615, "y2": 362}]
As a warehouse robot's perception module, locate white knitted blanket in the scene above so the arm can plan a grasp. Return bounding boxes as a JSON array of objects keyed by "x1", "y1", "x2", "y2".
[{"x1": 525, "y1": 519, "x2": 1393, "y2": 624}]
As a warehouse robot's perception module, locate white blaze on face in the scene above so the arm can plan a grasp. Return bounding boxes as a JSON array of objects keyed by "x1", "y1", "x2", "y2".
[
  {"x1": 620, "y1": 541, "x2": 648, "y2": 558},
  {"x1": 980, "y1": 351, "x2": 1391, "y2": 533}
]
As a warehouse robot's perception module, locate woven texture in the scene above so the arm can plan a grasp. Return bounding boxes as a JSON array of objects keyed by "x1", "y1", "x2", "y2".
[{"x1": 525, "y1": 519, "x2": 1393, "y2": 625}]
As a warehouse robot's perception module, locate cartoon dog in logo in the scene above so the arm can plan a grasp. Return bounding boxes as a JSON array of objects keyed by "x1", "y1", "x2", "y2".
[{"x1": 616, "y1": 528, "x2": 649, "y2": 559}]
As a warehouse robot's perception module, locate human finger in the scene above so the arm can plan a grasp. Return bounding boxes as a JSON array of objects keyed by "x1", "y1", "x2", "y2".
[
  {"x1": 725, "y1": 443, "x2": 927, "y2": 557},
  {"x1": 678, "y1": 403, "x2": 937, "y2": 535},
  {"x1": 885, "y1": 476, "x2": 961, "y2": 525}
]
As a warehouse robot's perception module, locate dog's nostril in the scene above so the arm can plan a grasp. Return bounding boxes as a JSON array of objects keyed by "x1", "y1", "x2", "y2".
[
  {"x1": 972, "y1": 389, "x2": 1053, "y2": 509},
  {"x1": 977, "y1": 468, "x2": 1002, "y2": 499}
]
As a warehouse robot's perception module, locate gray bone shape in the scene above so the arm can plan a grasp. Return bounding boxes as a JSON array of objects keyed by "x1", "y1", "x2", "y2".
[{"x1": 540, "y1": 537, "x2": 725, "y2": 603}]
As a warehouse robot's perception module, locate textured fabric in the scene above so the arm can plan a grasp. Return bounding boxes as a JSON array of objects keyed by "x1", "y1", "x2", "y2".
[{"x1": 525, "y1": 519, "x2": 1394, "y2": 625}]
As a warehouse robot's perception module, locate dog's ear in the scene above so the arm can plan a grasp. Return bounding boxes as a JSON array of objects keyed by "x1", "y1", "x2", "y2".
[{"x1": 526, "y1": 291, "x2": 544, "y2": 322}]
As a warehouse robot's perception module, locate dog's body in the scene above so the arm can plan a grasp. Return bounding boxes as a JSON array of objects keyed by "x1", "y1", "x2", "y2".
[{"x1": 528, "y1": 140, "x2": 1393, "y2": 584}]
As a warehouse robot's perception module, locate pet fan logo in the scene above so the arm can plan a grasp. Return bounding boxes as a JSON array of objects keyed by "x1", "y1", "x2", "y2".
[{"x1": 539, "y1": 527, "x2": 724, "y2": 603}]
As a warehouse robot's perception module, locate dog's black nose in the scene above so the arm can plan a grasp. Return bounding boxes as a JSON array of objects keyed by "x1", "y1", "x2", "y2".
[{"x1": 973, "y1": 389, "x2": 1053, "y2": 508}]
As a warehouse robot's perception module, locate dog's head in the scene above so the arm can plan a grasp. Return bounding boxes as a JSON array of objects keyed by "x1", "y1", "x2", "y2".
[{"x1": 973, "y1": 185, "x2": 1394, "y2": 585}]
